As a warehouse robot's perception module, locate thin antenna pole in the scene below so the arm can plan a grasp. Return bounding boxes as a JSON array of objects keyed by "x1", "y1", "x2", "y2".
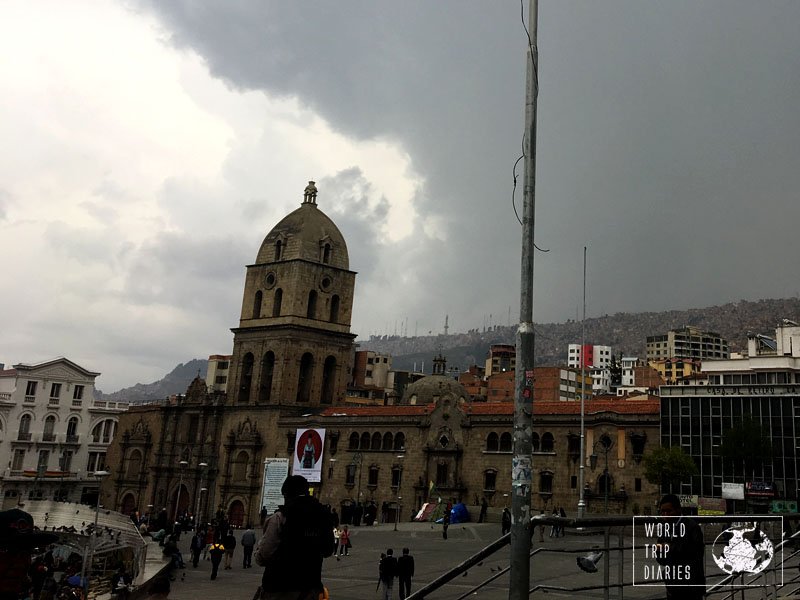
[
  {"x1": 577, "y1": 246, "x2": 587, "y2": 517},
  {"x1": 510, "y1": 1, "x2": 537, "y2": 598}
]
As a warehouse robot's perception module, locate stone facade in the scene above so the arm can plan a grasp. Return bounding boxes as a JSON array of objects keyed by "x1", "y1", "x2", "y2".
[{"x1": 102, "y1": 182, "x2": 661, "y2": 526}]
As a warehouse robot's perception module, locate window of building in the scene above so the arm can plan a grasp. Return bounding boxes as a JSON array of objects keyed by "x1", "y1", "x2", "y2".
[
  {"x1": 49, "y1": 383, "x2": 61, "y2": 399},
  {"x1": 382, "y1": 432, "x2": 394, "y2": 451},
  {"x1": 272, "y1": 288, "x2": 283, "y2": 317},
  {"x1": 635, "y1": 478, "x2": 642, "y2": 492},
  {"x1": 484, "y1": 470, "x2": 497, "y2": 491},
  {"x1": 360, "y1": 432, "x2": 370, "y2": 449},
  {"x1": 371, "y1": 432, "x2": 382, "y2": 450},
  {"x1": 37, "y1": 450, "x2": 50, "y2": 474},
  {"x1": 345, "y1": 464, "x2": 356, "y2": 486},
  {"x1": 87, "y1": 452, "x2": 106, "y2": 473},
  {"x1": 348, "y1": 432, "x2": 359, "y2": 450},
  {"x1": 18, "y1": 414, "x2": 32, "y2": 440},
  {"x1": 259, "y1": 351, "x2": 275, "y2": 403},
  {"x1": 25, "y1": 381, "x2": 37, "y2": 396},
  {"x1": 320, "y1": 356, "x2": 336, "y2": 404},
  {"x1": 239, "y1": 352, "x2": 254, "y2": 403},
  {"x1": 215, "y1": 376, "x2": 227, "y2": 384},
  {"x1": 539, "y1": 472, "x2": 553, "y2": 494},
  {"x1": 73, "y1": 385, "x2": 84, "y2": 400},
  {"x1": 296, "y1": 353, "x2": 314, "y2": 402},
  {"x1": 541, "y1": 432, "x2": 555, "y2": 453},
  {"x1": 66, "y1": 417, "x2": 79, "y2": 442},
  {"x1": 570, "y1": 475, "x2": 577, "y2": 489},
  {"x1": 43, "y1": 416, "x2": 56, "y2": 442},
  {"x1": 12, "y1": 449, "x2": 25, "y2": 471},
  {"x1": 368, "y1": 466, "x2": 379, "y2": 487},
  {"x1": 499, "y1": 432, "x2": 512, "y2": 452},
  {"x1": 486, "y1": 432, "x2": 499, "y2": 452},
  {"x1": 531, "y1": 432, "x2": 540, "y2": 452},
  {"x1": 393, "y1": 433, "x2": 405, "y2": 451},
  {"x1": 187, "y1": 416, "x2": 199, "y2": 443},
  {"x1": 233, "y1": 451, "x2": 249, "y2": 481},
  {"x1": 274, "y1": 240, "x2": 282, "y2": 261},
  {"x1": 436, "y1": 462, "x2": 448, "y2": 487},
  {"x1": 307, "y1": 290, "x2": 318, "y2": 319},
  {"x1": 253, "y1": 290, "x2": 263, "y2": 319},
  {"x1": 391, "y1": 467, "x2": 401, "y2": 488},
  {"x1": 330, "y1": 295, "x2": 340, "y2": 323},
  {"x1": 322, "y1": 243, "x2": 331, "y2": 264},
  {"x1": 60, "y1": 450, "x2": 73, "y2": 473}
]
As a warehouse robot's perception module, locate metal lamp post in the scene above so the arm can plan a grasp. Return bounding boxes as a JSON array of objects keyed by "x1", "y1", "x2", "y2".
[
  {"x1": 590, "y1": 439, "x2": 612, "y2": 513},
  {"x1": 328, "y1": 458, "x2": 337, "y2": 504},
  {"x1": 394, "y1": 454, "x2": 404, "y2": 532},
  {"x1": 174, "y1": 460, "x2": 189, "y2": 526},
  {"x1": 194, "y1": 462, "x2": 208, "y2": 529},
  {"x1": 80, "y1": 470, "x2": 111, "y2": 593},
  {"x1": 350, "y1": 452, "x2": 363, "y2": 509}
]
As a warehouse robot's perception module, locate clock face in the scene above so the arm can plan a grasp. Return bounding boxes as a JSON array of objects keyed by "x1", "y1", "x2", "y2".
[{"x1": 265, "y1": 272, "x2": 277, "y2": 289}]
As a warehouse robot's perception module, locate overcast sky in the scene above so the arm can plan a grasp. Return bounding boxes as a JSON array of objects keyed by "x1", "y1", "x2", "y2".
[{"x1": 2, "y1": 1, "x2": 799, "y2": 392}]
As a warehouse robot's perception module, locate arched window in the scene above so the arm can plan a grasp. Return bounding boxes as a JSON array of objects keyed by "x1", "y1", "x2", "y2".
[
  {"x1": 296, "y1": 353, "x2": 314, "y2": 402},
  {"x1": 43, "y1": 416, "x2": 56, "y2": 441},
  {"x1": 233, "y1": 451, "x2": 249, "y2": 482},
  {"x1": 539, "y1": 471, "x2": 554, "y2": 494},
  {"x1": 322, "y1": 243, "x2": 331, "y2": 264},
  {"x1": 531, "y1": 432, "x2": 540, "y2": 452},
  {"x1": 368, "y1": 465, "x2": 379, "y2": 487},
  {"x1": 66, "y1": 417, "x2": 79, "y2": 442},
  {"x1": 360, "y1": 432, "x2": 371, "y2": 449},
  {"x1": 484, "y1": 469, "x2": 497, "y2": 491},
  {"x1": 91, "y1": 419, "x2": 117, "y2": 444},
  {"x1": 272, "y1": 288, "x2": 283, "y2": 317},
  {"x1": 321, "y1": 356, "x2": 336, "y2": 404},
  {"x1": 275, "y1": 240, "x2": 282, "y2": 261},
  {"x1": 349, "y1": 432, "x2": 360, "y2": 450},
  {"x1": 259, "y1": 351, "x2": 275, "y2": 403},
  {"x1": 597, "y1": 472, "x2": 613, "y2": 496},
  {"x1": 253, "y1": 290, "x2": 262, "y2": 319},
  {"x1": 382, "y1": 432, "x2": 393, "y2": 450},
  {"x1": 541, "y1": 432, "x2": 555, "y2": 452},
  {"x1": 18, "y1": 414, "x2": 32, "y2": 440},
  {"x1": 330, "y1": 295, "x2": 340, "y2": 323},
  {"x1": 127, "y1": 449, "x2": 143, "y2": 478},
  {"x1": 371, "y1": 432, "x2": 382, "y2": 450},
  {"x1": 307, "y1": 290, "x2": 318, "y2": 319},
  {"x1": 486, "y1": 432, "x2": 499, "y2": 452},
  {"x1": 393, "y1": 432, "x2": 405, "y2": 451},
  {"x1": 499, "y1": 432, "x2": 512, "y2": 452},
  {"x1": 239, "y1": 353, "x2": 254, "y2": 403},
  {"x1": 599, "y1": 434, "x2": 613, "y2": 450}
]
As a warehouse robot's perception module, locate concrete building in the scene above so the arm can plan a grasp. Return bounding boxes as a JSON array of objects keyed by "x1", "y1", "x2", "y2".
[
  {"x1": 484, "y1": 344, "x2": 516, "y2": 376},
  {"x1": 0, "y1": 358, "x2": 126, "y2": 508},
  {"x1": 205, "y1": 355, "x2": 232, "y2": 393},
  {"x1": 568, "y1": 344, "x2": 613, "y2": 394},
  {"x1": 646, "y1": 326, "x2": 729, "y2": 362},
  {"x1": 660, "y1": 320, "x2": 800, "y2": 509}
]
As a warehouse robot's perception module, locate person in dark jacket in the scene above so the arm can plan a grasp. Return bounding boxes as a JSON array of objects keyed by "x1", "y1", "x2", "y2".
[
  {"x1": 397, "y1": 547, "x2": 415, "y2": 600},
  {"x1": 241, "y1": 525, "x2": 257, "y2": 568},
  {"x1": 256, "y1": 475, "x2": 335, "y2": 600},
  {"x1": 190, "y1": 530, "x2": 205, "y2": 568},
  {"x1": 223, "y1": 530, "x2": 237, "y2": 570},
  {"x1": 655, "y1": 494, "x2": 706, "y2": 600},
  {"x1": 501, "y1": 508, "x2": 511, "y2": 535},
  {"x1": 378, "y1": 548, "x2": 398, "y2": 600}
]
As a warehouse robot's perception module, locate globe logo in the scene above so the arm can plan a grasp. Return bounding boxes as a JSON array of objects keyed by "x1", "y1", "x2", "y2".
[{"x1": 711, "y1": 524, "x2": 774, "y2": 575}]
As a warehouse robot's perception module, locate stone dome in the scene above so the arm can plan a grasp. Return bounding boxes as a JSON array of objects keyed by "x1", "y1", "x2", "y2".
[
  {"x1": 255, "y1": 181, "x2": 349, "y2": 270},
  {"x1": 402, "y1": 375, "x2": 470, "y2": 406}
]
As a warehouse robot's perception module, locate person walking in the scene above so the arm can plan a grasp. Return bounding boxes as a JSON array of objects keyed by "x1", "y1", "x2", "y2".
[
  {"x1": 397, "y1": 547, "x2": 415, "y2": 600},
  {"x1": 223, "y1": 529, "x2": 237, "y2": 570},
  {"x1": 208, "y1": 540, "x2": 225, "y2": 580},
  {"x1": 478, "y1": 498, "x2": 488, "y2": 523},
  {"x1": 255, "y1": 475, "x2": 335, "y2": 600},
  {"x1": 559, "y1": 506, "x2": 567, "y2": 537},
  {"x1": 378, "y1": 548, "x2": 398, "y2": 600},
  {"x1": 338, "y1": 525, "x2": 351, "y2": 557},
  {"x1": 203, "y1": 525, "x2": 215, "y2": 560},
  {"x1": 442, "y1": 510, "x2": 450, "y2": 540},
  {"x1": 549, "y1": 507, "x2": 559, "y2": 537},
  {"x1": 501, "y1": 508, "x2": 511, "y2": 536},
  {"x1": 241, "y1": 524, "x2": 256, "y2": 568},
  {"x1": 333, "y1": 525, "x2": 341, "y2": 557},
  {"x1": 190, "y1": 529, "x2": 204, "y2": 568}
]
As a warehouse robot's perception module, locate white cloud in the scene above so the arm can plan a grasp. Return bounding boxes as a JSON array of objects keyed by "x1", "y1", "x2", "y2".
[{"x1": 0, "y1": 0, "x2": 424, "y2": 391}]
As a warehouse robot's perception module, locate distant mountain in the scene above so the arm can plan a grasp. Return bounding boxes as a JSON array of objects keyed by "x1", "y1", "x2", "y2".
[
  {"x1": 360, "y1": 297, "x2": 800, "y2": 374},
  {"x1": 99, "y1": 298, "x2": 800, "y2": 401},
  {"x1": 97, "y1": 359, "x2": 208, "y2": 404}
]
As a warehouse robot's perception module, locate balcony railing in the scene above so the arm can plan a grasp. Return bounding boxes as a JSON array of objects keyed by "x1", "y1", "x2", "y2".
[
  {"x1": 41, "y1": 433, "x2": 57, "y2": 442},
  {"x1": 48, "y1": 398, "x2": 60, "y2": 407},
  {"x1": 65, "y1": 434, "x2": 80, "y2": 444},
  {"x1": 17, "y1": 432, "x2": 32, "y2": 441},
  {"x1": 24, "y1": 396, "x2": 35, "y2": 403}
]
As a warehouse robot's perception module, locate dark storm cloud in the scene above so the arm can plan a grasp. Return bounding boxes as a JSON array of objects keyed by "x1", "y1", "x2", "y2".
[{"x1": 132, "y1": 1, "x2": 800, "y2": 330}]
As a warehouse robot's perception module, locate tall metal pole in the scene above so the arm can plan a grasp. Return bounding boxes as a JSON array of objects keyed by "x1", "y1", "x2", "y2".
[
  {"x1": 577, "y1": 247, "x2": 587, "y2": 517},
  {"x1": 510, "y1": 1, "x2": 538, "y2": 599}
]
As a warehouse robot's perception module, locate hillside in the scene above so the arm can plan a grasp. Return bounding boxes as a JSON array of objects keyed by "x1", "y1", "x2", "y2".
[{"x1": 99, "y1": 297, "x2": 800, "y2": 401}]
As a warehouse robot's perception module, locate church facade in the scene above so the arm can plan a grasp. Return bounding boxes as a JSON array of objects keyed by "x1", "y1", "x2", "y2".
[{"x1": 102, "y1": 182, "x2": 661, "y2": 526}]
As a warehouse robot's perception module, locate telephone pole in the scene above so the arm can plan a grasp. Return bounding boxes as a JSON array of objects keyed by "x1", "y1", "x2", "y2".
[{"x1": 510, "y1": 2, "x2": 538, "y2": 599}]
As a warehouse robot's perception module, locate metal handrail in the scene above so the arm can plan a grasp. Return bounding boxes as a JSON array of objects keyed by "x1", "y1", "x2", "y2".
[{"x1": 408, "y1": 515, "x2": 800, "y2": 600}]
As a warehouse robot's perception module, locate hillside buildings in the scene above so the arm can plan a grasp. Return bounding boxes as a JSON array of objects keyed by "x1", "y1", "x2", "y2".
[
  {"x1": 0, "y1": 358, "x2": 126, "y2": 508},
  {"x1": 646, "y1": 326, "x2": 729, "y2": 362},
  {"x1": 102, "y1": 182, "x2": 662, "y2": 525}
]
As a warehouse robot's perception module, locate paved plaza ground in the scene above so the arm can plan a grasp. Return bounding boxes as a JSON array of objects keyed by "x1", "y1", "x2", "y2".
[{"x1": 160, "y1": 522, "x2": 703, "y2": 600}]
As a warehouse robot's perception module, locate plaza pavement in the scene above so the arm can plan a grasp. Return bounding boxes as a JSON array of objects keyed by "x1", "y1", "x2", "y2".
[{"x1": 161, "y1": 522, "x2": 678, "y2": 600}]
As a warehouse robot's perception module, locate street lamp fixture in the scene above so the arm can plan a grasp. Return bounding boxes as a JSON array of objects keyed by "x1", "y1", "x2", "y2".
[
  {"x1": 174, "y1": 460, "x2": 189, "y2": 525},
  {"x1": 394, "y1": 454, "x2": 404, "y2": 532},
  {"x1": 80, "y1": 470, "x2": 111, "y2": 593},
  {"x1": 194, "y1": 461, "x2": 208, "y2": 528}
]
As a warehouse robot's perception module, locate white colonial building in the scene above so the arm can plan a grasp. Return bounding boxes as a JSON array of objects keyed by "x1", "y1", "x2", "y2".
[{"x1": 0, "y1": 358, "x2": 127, "y2": 508}]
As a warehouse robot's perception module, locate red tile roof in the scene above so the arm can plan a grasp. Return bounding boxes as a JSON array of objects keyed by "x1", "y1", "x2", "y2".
[{"x1": 320, "y1": 397, "x2": 660, "y2": 418}]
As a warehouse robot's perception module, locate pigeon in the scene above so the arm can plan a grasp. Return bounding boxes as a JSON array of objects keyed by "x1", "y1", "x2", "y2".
[
  {"x1": 478, "y1": 561, "x2": 483, "y2": 566},
  {"x1": 462, "y1": 571, "x2": 468, "y2": 577}
]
